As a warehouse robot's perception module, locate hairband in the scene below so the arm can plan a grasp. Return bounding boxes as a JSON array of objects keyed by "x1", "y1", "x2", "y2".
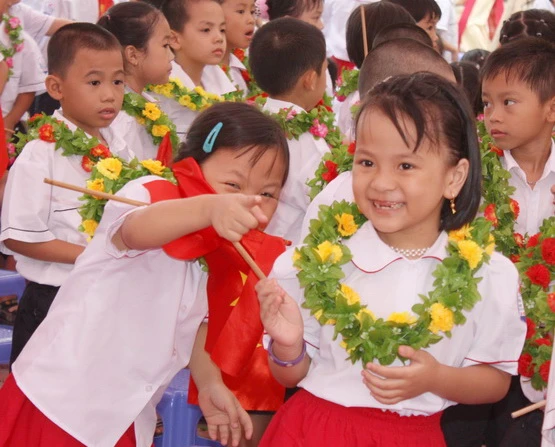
[{"x1": 203, "y1": 122, "x2": 223, "y2": 153}]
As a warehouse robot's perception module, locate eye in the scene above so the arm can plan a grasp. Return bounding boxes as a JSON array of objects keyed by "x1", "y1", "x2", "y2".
[
  {"x1": 359, "y1": 159, "x2": 373, "y2": 167},
  {"x1": 504, "y1": 99, "x2": 516, "y2": 106},
  {"x1": 114, "y1": 79, "x2": 124, "y2": 86},
  {"x1": 399, "y1": 163, "x2": 414, "y2": 170},
  {"x1": 201, "y1": 28, "x2": 210, "y2": 33},
  {"x1": 164, "y1": 43, "x2": 171, "y2": 49},
  {"x1": 225, "y1": 182, "x2": 240, "y2": 190},
  {"x1": 237, "y1": 8, "x2": 245, "y2": 13},
  {"x1": 482, "y1": 100, "x2": 490, "y2": 108},
  {"x1": 89, "y1": 80, "x2": 100, "y2": 86},
  {"x1": 260, "y1": 192, "x2": 276, "y2": 199}
]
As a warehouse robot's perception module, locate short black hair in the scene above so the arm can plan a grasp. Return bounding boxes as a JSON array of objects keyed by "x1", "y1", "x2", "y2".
[
  {"x1": 385, "y1": 0, "x2": 442, "y2": 22},
  {"x1": 355, "y1": 72, "x2": 481, "y2": 231},
  {"x1": 372, "y1": 22, "x2": 433, "y2": 48},
  {"x1": 267, "y1": 0, "x2": 323, "y2": 20},
  {"x1": 499, "y1": 8, "x2": 555, "y2": 45},
  {"x1": 460, "y1": 48, "x2": 490, "y2": 70},
  {"x1": 346, "y1": 2, "x2": 414, "y2": 68},
  {"x1": 98, "y1": 2, "x2": 162, "y2": 52},
  {"x1": 451, "y1": 61, "x2": 481, "y2": 117},
  {"x1": 359, "y1": 39, "x2": 453, "y2": 99},
  {"x1": 481, "y1": 37, "x2": 555, "y2": 104},
  {"x1": 249, "y1": 17, "x2": 326, "y2": 96},
  {"x1": 176, "y1": 102, "x2": 290, "y2": 186},
  {"x1": 47, "y1": 23, "x2": 121, "y2": 77},
  {"x1": 139, "y1": 0, "x2": 221, "y2": 32}
]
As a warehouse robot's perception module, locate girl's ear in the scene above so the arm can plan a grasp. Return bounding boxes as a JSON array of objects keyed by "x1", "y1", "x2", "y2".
[
  {"x1": 123, "y1": 45, "x2": 141, "y2": 67},
  {"x1": 444, "y1": 158, "x2": 469, "y2": 200},
  {"x1": 169, "y1": 30, "x2": 181, "y2": 51},
  {"x1": 45, "y1": 74, "x2": 63, "y2": 101}
]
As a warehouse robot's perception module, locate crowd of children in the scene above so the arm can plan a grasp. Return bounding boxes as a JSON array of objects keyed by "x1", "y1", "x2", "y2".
[{"x1": 0, "y1": 0, "x2": 553, "y2": 446}]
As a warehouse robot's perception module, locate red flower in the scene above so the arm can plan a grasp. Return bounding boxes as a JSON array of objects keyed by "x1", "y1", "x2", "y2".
[
  {"x1": 240, "y1": 69, "x2": 251, "y2": 83},
  {"x1": 526, "y1": 317, "x2": 536, "y2": 340},
  {"x1": 525, "y1": 264, "x2": 551, "y2": 289},
  {"x1": 28, "y1": 113, "x2": 43, "y2": 123},
  {"x1": 484, "y1": 203, "x2": 498, "y2": 227},
  {"x1": 233, "y1": 48, "x2": 246, "y2": 61},
  {"x1": 347, "y1": 142, "x2": 356, "y2": 155},
  {"x1": 541, "y1": 238, "x2": 555, "y2": 265},
  {"x1": 548, "y1": 293, "x2": 555, "y2": 313},
  {"x1": 489, "y1": 144, "x2": 504, "y2": 156},
  {"x1": 38, "y1": 124, "x2": 56, "y2": 143},
  {"x1": 518, "y1": 353, "x2": 534, "y2": 377},
  {"x1": 535, "y1": 337, "x2": 552, "y2": 347},
  {"x1": 540, "y1": 360, "x2": 551, "y2": 382},
  {"x1": 321, "y1": 160, "x2": 338, "y2": 183},
  {"x1": 527, "y1": 233, "x2": 540, "y2": 248},
  {"x1": 81, "y1": 156, "x2": 95, "y2": 173},
  {"x1": 509, "y1": 199, "x2": 520, "y2": 220},
  {"x1": 514, "y1": 233, "x2": 525, "y2": 248},
  {"x1": 315, "y1": 99, "x2": 333, "y2": 112},
  {"x1": 89, "y1": 144, "x2": 111, "y2": 159},
  {"x1": 509, "y1": 254, "x2": 520, "y2": 264}
]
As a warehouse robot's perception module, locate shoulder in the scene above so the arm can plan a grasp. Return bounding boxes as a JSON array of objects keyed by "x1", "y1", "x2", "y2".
[{"x1": 477, "y1": 251, "x2": 519, "y2": 290}]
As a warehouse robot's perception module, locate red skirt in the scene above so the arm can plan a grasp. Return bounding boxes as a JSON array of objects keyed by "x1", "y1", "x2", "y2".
[
  {"x1": 0, "y1": 374, "x2": 139, "y2": 446},
  {"x1": 260, "y1": 389, "x2": 446, "y2": 447}
]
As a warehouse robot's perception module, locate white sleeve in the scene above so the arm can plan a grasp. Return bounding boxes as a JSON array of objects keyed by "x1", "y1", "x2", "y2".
[
  {"x1": 18, "y1": 31, "x2": 46, "y2": 94},
  {"x1": 17, "y1": 3, "x2": 55, "y2": 41}
]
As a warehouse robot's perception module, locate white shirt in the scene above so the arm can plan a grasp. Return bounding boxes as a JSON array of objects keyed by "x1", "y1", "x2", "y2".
[
  {"x1": 333, "y1": 90, "x2": 359, "y2": 143},
  {"x1": 436, "y1": 0, "x2": 458, "y2": 58},
  {"x1": 534, "y1": 0, "x2": 555, "y2": 12},
  {"x1": 270, "y1": 222, "x2": 526, "y2": 414},
  {"x1": 502, "y1": 141, "x2": 555, "y2": 236},
  {"x1": 263, "y1": 98, "x2": 329, "y2": 245},
  {"x1": 10, "y1": 3, "x2": 54, "y2": 42},
  {"x1": 0, "y1": 110, "x2": 136, "y2": 286},
  {"x1": 12, "y1": 176, "x2": 208, "y2": 447},
  {"x1": 228, "y1": 53, "x2": 248, "y2": 94},
  {"x1": 41, "y1": 0, "x2": 98, "y2": 22}
]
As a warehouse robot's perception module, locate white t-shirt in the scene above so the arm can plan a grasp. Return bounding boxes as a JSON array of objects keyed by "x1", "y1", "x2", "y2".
[
  {"x1": 333, "y1": 90, "x2": 359, "y2": 144},
  {"x1": 436, "y1": 0, "x2": 458, "y2": 57},
  {"x1": 12, "y1": 176, "x2": 208, "y2": 447},
  {"x1": 0, "y1": 110, "x2": 136, "y2": 286},
  {"x1": 270, "y1": 221, "x2": 526, "y2": 414},
  {"x1": 263, "y1": 98, "x2": 329, "y2": 245},
  {"x1": 10, "y1": 3, "x2": 55, "y2": 41},
  {"x1": 534, "y1": 0, "x2": 555, "y2": 12}
]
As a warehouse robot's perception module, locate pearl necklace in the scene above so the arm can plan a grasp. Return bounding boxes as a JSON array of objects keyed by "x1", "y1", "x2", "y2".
[{"x1": 389, "y1": 246, "x2": 430, "y2": 258}]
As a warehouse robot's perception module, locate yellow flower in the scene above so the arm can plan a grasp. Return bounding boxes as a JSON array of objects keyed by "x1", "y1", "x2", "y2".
[
  {"x1": 178, "y1": 95, "x2": 197, "y2": 110},
  {"x1": 314, "y1": 240, "x2": 342, "y2": 263},
  {"x1": 171, "y1": 77, "x2": 183, "y2": 88},
  {"x1": 194, "y1": 85, "x2": 207, "y2": 95},
  {"x1": 86, "y1": 178, "x2": 105, "y2": 198},
  {"x1": 448, "y1": 224, "x2": 472, "y2": 242},
  {"x1": 428, "y1": 303, "x2": 454, "y2": 334},
  {"x1": 485, "y1": 234, "x2": 495, "y2": 255},
  {"x1": 339, "y1": 283, "x2": 360, "y2": 306},
  {"x1": 292, "y1": 249, "x2": 301, "y2": 264},
  {"x1": 96, "y1": 157, "x2": 123, "y2": 180},
  {"x1": 334, "y1": 213, "x2": 358, "y2": 237},
  {"x1": 140, "y1": 159, "x2": 165, "y2": 176},
  {"x1": 387, "y1": 312, "x2": 417, "y2": 325},
  {"x1": 313, "y1": 309, "x2": 336, "y2": 325},
  {"x1": 207, "y1": 92, "x2": 223, "y2": 101},
  {"x1": 136, "y1": 117, "x2": 146, "y2": 126},
  {"x1": 151, "y1": 124, "x2": 170, "y2": 138},
  {"x1": 82, "y1": 219, "x2": 98, "y2": 237},
  {"x1": 356, "y1": 308, "x2": 376, "y2": 322},
  {"x1": 457, "y1": 239, "x2": 483, "y2": 269},
  {"x1": 199, "y1": 98, "x2": 209, "y2": 110},
  {"x1": 161, "y1": 84, "x2": 174, "y2": 97},
  {"x1": 142, "y1": 102, "x2": 162, "y2": 121}
]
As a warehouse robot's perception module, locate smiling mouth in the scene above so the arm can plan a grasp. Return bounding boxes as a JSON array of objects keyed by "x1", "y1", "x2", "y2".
[{"x1": 373, "y1": 201, "x2": 404, "y2": 210}]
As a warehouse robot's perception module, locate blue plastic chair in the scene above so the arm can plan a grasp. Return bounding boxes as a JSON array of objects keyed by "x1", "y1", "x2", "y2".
[
  {"x1": 155, "y1": 369, "x2": 223, "y2": 447},
  {"x1": 0, "y1": 269, "x2": 26, "y2": 364}
]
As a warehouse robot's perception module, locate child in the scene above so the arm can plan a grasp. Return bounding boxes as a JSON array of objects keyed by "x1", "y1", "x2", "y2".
[
  {"x1": 499, "y1": 8, "x2": 555, "y2": 44},
  {"x1": 0, "y1": 23, "x2": 137, "y2": 366},
  {"x1": 98, "y1": 2, "x2": 178, "y2": 160},
  {"x1": 143, "y1": 0, "x2": 236, "y2": 139},
  {"x1": 372, "y1": 22, "x2": 434, "y2": 48},
  {"x1": 249, "y1": 17, "x2": 328, "y2": 245},
  {"x1": 255, "y1": 72, "x2": 526, "y2": 446},
  {"x1": 442, "y1": 36, "x2": 555, "y2": 447},
  {"x1": 0, "y1": 101, "x2": 289, "y2": 447}
]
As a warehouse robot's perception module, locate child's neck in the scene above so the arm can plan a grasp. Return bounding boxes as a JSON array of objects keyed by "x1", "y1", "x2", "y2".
[
  {"x1": 61, "y1": 110, "x2": 107, "y2": 144},
  {"x1": 174, "y1": 52, "x2": 204, "y2": 87},
  {"x1": 510, "y1": 138, "x2": 552, "y2": 185},
  {"x1": 125, "y1": 75, "x2": 146, "y2": 96},
  {"x1": 221, "y1": 48, "x2": 232, "y2": 66}
]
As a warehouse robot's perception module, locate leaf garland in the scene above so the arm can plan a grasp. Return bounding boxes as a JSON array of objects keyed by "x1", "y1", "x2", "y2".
[
  {"x1": 335, "y1": 68, "x2": 359, "y2": 102},
  {"x1": 294, "y1": 200, "x2": 494, "y2": 365},
  {"x1": 0, "y1": 14, "x2": 24, "y2": 79}
]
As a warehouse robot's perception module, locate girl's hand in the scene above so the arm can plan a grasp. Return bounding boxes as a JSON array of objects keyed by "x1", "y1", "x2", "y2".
[
  {"x1": 197, "y1": 382, "x2": 253, "y2": 447},
  {"x1": 361, "y1": 346, "x2": 439, "y2": 405},
  {"x1": 255, "y1": 278, "x2": 304, "y2": 347},
  {"x1": 210, "y1": 194, "x2": 268, "y2": 242}
]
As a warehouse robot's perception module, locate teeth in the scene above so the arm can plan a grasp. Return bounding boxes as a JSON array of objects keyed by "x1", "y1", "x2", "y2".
[{"x1": 373, "y1": 201, "x2": 403, "y2": 210}]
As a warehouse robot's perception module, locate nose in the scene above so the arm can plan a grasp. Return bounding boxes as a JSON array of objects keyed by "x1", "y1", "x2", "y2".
[
  {"x1": 101, "y1": 84, "x2": 116, "y2": 103},
  {"x1": 486, "y1": 105, "x2": 501, "y2": 123},
  {"x1": 369, "y1": 167, "x2": 396, "y2": 192}
]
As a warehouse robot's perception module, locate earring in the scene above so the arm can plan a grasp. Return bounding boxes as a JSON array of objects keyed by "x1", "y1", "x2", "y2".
[{"x1": 450, "y1": 196, "x2": 457, "y2": 215}]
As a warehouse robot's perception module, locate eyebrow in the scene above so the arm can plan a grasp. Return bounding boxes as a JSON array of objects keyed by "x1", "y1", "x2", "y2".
[{"x1": 199, "y1": 20, "x2": 226, "y2": 26}]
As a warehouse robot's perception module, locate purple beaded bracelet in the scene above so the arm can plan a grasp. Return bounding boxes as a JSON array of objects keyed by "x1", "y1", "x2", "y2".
[{"x1": 268, "y1": 339, "x2": 306, "y2": 367}]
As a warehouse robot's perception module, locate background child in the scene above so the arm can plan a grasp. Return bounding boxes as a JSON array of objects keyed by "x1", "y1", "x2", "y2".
[
  {"x1": 0, "y1": 101, "x2": 289, "y2": 447},
  {"x1": 256, "y1": 72, "x2": 526, "y2": 446},
  {"x1": 250, "y1": 17, "x2": 328, "y2": 245},
  {"x1": 0, "y1": 23, "x2": 136, "y2": 366},
  {"x1": 372, "y1": 22, "x2": 434, "y2": 48},
  {"x1": 98, "y1": 1, "x2": 176, "y2": 160},
  {"x1": 498, "y1": 8, "x2": 555, "y2": 45}
]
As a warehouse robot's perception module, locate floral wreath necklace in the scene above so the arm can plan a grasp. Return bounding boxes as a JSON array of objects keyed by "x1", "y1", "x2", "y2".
[
  {"x1": 293, "y1": 200, "x2": 494, "y2": 365},
  {"x1": 1, "y1": 14, "x2": 24, "y2": 79}
]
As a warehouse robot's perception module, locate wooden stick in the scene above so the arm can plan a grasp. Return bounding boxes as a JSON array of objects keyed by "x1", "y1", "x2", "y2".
[
  {"x1": 44, "y1": 178, "x2": 267, "y2": 280},
  {"x1": 360, "y1": 4, "x2": 369, "y2": 58},
  {"x1": 511, "y1": 399, "x2": 546, "y2": 419}
]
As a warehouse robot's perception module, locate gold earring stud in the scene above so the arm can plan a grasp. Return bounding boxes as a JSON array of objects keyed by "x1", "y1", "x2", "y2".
[{"x1": 450, "y1": 196, "x2": 457, "y2": 215}]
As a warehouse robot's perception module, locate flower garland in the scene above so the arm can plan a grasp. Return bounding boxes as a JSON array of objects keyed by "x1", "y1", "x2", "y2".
[
  {"x1": 0, "y1": 14, "x2": 24, "y2": 78},
  {"x1": 232, "y1": 48, "x2": 263, "y2": 97},
  {"x1": 293, "y1": 200, "x2": 494, "y2": 365},
  {"x1": 122, "y1": 91, "x2": 180, "y2": 156},
  {"x1": 335, "y1": 68, "x2": 359, "y2": 102}
]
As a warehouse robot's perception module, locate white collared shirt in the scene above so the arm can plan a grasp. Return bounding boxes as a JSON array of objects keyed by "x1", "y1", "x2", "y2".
[
  {"x1": 10, "y1": 3, "x2": 54, "y2": 41},
  {"x1": 40, "y1": 0, "x2": 99, "y2": 22},
  {"x1": 13, "y1": 176, "x2": 208, "y2": 447},
  {"x1": 228, "y1": 53, "x2": 248, "y2": 94},
  {"x1": 333, "y1": 90, "x2": 359, "y2": 144},
  {"x1": 501, "y1": 141, "x2": 555, "y2": 236},
  {"x1": 270, "y1": 221, "x2": 526, "y2": 414},
  {"x1": 263, "y1": 98, "x2": 329, "y2": 245},
  {"x1": 0, "y1": 110, "x2": 136, "y2": 286}
]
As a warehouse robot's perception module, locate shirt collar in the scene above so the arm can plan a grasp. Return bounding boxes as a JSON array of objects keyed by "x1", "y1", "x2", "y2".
[
  {"x1": 346, "y1": 222, "x2": 448, "y2": 273},
  {"x1": 503, "y1": 140, "x2": 555, "y2": 181},
  {"x1": 124, "y1": 85, "x2": 158, "y2": 103},
  {"x1": 263, "y1": 97, "x2": 306, "y2": 114},
  {"x1": 229, "y1": 54, "x2": 246, "y2": 70},
  {"x1": 170, "y1": 61, "x2": 196, "y2": 89}
]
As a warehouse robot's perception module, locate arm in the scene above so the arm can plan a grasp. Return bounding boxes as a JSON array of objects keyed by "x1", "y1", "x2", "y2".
[
  {"x1": 46, "y1": 18, "x2": 72, "y2": 36},
  {"x1": 3, "y1": 92, "x2": 35, "y2": 132},
  {"x1": 189, "y1": 323, "x2": 253, "y2": 447},
  {"x1": 3, "y1": 239, "x2": 85, "y2": 264},
  {"x1": 0, "y1": 60, "x2": 9, "y2": 96}
]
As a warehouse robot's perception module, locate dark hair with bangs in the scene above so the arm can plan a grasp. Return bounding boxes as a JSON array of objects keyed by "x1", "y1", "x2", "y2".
[
  {"x1": 267, "y1": 0, "x2": 323, "y2": 20},
  {"x1": 499, "y1": 9, "x2": 555, "y2": 45},
  {"x1": 139, "y1": 0, "x2": 221, "y2": 32},
  {"x1": 481, "y1": 37, "x2": 555, "y2": 104},
  {"x1": 355, "y1": 72, "x2": 481, "y2": 231},
  {"x1": 98, "y1": 2, "x2": 162, "y2": 55},
  {"x1": 346, "y1": 2, "x2": 414, "y2": 68},
  {"x1": 176, "y1": 102, "x2": 289, "y2": 185},
  {"x1": 385, "y1": 0, "x2": 442, "y2": 22},
  {"x1": 249, "y1": 17, "x2": 326, "y2": 96},
  {"x1": 47, "y1": 23, "x2": 121, "y2": 77}
]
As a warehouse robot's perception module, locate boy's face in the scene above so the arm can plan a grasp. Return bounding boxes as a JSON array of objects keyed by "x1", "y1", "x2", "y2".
[
  {"x1": 221, "y1": 0, "x2": 255, "y2": 51},
  {"x1": 49, "y1": 48, "x2": 125, "y2": 137},
  {"x1": 296, "y1": 2, "x2": 324, "y2": 31},
  {"x1": 417, "y1": 13, "x2": 439, "y2": 49},
  {"x1": 173, "y1": 1, "x2": 226, "y2": 66},
  {"x1": 482, "y1": 74, "x2": 554, "y2": 152}
]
